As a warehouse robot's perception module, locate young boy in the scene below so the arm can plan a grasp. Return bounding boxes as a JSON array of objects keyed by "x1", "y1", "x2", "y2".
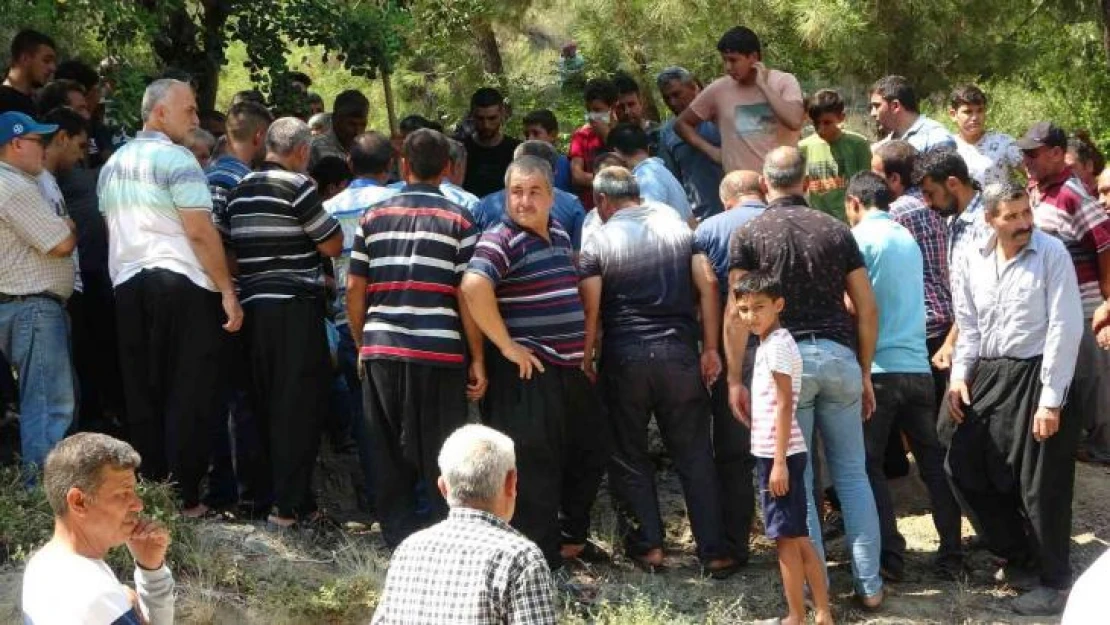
[
  {"x1": 523, "y1": 108, "x2": 573, "y2": 193},
  {"x1": 569, "y1": 78, "x2": 618, "y2": 209},
  {"x1": 798, "y1": 89, "x2": 871, "y2": 222},
  {"x1": 948, "y1": 84, "x2": 1023, "y2": 188},
  {"x1": 734, "y1": 271, "x2": 833, "y2": 625}
]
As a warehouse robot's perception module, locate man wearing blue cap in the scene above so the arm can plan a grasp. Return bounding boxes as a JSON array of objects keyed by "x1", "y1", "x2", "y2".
[{"x1": 0, "y1": 110, "x2": 78, "y2": 477}]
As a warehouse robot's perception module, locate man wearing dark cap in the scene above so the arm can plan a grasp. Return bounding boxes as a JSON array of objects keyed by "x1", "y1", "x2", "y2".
[
  {"x1": 0, "y1": 111, "x2": 77, "y2": 476},
  {"x1": 1020, "y1": 122, "x2": 1110, "y2": 466}
]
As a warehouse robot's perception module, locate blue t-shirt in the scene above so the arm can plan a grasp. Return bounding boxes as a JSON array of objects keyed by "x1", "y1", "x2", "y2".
[
  {"x1": 851, "y1": 211, "x2": 931, "y2": 374},
  {"x1": 554, "y1": 154, "x2": 573, "y2": 194},
  {"x1": 472, "y1": 188, "x2": 586, "y2": 250},
  {"x1": 694, "y1": 200, "x2": 766, "y2": 300},
  {"x1": 659, "y1": 119, "x2": 725, "y2": 221},
  {"x1": 632, "y1": 156, "x2": 693, "y2": 222}
]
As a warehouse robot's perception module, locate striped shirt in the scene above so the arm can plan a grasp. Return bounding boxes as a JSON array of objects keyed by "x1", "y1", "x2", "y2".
[
  {"x1": 205, "y1": 154, "x2": 251, "y2": 240},
  {"x1": 225, "y1": 162, "x2": 340, "y2": 304},
  {"x1": 467, "y1": 218, "x2": 585, "y2": 366},
  {"x1": 349, "y1": 183, "x2": 478, "y2": 367},
  {"x1": 750, "y1": 328, "x2": 806, "y2": 458},
  {"x1": 97, "y1": 130, "x2": 215, "y2": 290},
  {"x1": 323, "y1": 178, "x2": 398, "y2": 327}
]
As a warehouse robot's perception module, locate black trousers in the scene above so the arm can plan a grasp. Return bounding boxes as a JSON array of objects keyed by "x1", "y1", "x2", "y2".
[
  {"x1": 709, "y1": 339, "x2": 756, "y2": 562},
  {"x1": 362, "y1": 359, "x2": 468, "y2": 548},
  {"x1": 602, "y1": 338, "x2": 726, "y2": 562},
  {"x1": 482, "y1": 353, "x2": 607, "y2": 569},
  {"x1": 242, "y1": 297, "x2": 330, "y2": 519},
  {"x1": 864, "y1": 373, "x2": 963, "y2": 572},
  {"x1": 70, "y1": 270, "x2": 126, "y2": 434},
  {"x1": 115, "y1": 269, "x2": 223, "y2": 508},
  {"x1": 947, "y1": 357, "x2": 1081, "y2": 589}
]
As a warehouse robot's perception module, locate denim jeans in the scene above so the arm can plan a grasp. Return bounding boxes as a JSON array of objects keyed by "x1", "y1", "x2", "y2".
[
  {"x1": 795, "y1": 337, "x2": 882, "y2": 598},
  {"x1": 0, "y1": 297, "x2": 75, "y2": 476}
]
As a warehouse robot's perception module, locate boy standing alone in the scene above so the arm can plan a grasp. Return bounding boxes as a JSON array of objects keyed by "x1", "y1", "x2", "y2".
[{"x1": 734, "y1": 272, "x2": 833, "y2": 625}]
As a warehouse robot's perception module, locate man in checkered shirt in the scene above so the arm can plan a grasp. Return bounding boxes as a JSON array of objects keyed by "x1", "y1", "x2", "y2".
[{"x1": 371, "y1": 424, "x2": 557, "y2": 625}]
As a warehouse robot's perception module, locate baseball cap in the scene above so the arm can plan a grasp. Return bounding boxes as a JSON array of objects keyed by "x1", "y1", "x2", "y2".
[
  {"x1": 0, "y1": 111, "x2": 58, "y2": 147},
  {"x1": 1016, "y1": 121, "x2": 1067, "y2": 151}
]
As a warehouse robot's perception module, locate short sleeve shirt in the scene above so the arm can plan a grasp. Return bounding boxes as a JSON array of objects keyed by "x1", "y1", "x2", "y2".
[
  {"x1": 799, "y1": 131, "x2": 872, "y2": 222},
  {"x1": 568, "y1": 125, "x2": 605, "y2": 209},
  {"x1": 472, "y1": 189, "x2": 586, "y2": 250},
  {"x1": 688, "y1": 71, "x2": 804, "y2": 173},
  {"x1": 658, "y1": 118, "x2": 725, "y2": 221},
  {"x1": 956, "y1": 131, "x2": 1023, "y2": 188},
  {"x1": 632, "y1": 157, "x2": 693, "y2": 221},
  {"x1": 0, "y1": 162, "x2": 74, "y2": 298},
  {"x1": 462, "y1": 135, "x2": 521, "y2": 199},
  {"x1": 750, "y1": 328, "x2": 806, "y2": 458},
  {"x1": 205, "y1": 154, "x2": 252, "y2": 239},
  {"x1": 729, "y1": 196, "x2": 865, "y2": 348}
]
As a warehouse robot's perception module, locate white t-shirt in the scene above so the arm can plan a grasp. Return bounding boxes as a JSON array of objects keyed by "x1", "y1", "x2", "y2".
[
  {"x1": 955, "y1": 131, "x2": 1023, "y2": 189},
  {"x1": 750, "y1": 327, "x2": 806, "y2": 458},
  {"x1": 1062, "y1": 548, "x2": 1110, "y2": 625},
  {"x1": 22, "y1": 542, "x2": 175, "y2": 625},
  {"x1": 37, "y1": 171, "x2": 83, "y2": 293}
]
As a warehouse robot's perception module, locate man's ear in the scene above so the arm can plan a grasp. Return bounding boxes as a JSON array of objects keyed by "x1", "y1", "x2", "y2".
[
  {"x1": 504, "y1": 468, "x2": 518, "y2": 500},
  {"x1": 66, "y1": 487, "x2": 90, "y2": 516},
  {"x1": 437, "y1": 476, "x2": 449, "y2": 500}
]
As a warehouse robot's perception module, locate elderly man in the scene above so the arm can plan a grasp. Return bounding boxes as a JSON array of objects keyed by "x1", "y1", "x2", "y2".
[
  {"x1": 656, "y1": 66, "x2": 725, "y2": 220},
  {"x1": 98, "y1": 78, "x2": 242, "y2": 517},
  {"x1": 0, "y1": 111, "x2": 76, "y2": 476},
  {"x1": 224, "y1": 117, "x2": 342, "y2": 528},
  {"x1": 309, "y1": 89, "x2": 368, "y2": 168},
  {"x1": 22, "y1": 433, "x2": 174, "y2": 624},
  {"x1": 460, "y1": 155, "x2": 606, "y2": 571},
  {"x1": 728, "y1": 147, "x2": 883, "y2": 606},
  {"x1": 372, "y1": 424, "x2": 556, "y2": 625},
  {"x1": 947, "y1": 182, "x2": 1084, "y2": 615},
  {"x1": 580, "y1": 166, "x2": 738, "y2": 577}
]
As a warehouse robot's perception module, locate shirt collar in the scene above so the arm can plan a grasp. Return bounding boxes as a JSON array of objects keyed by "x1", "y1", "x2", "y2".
[
  {"x1": 135, "y1": 130, "x2": 172, "y2": 143},
  {"x1": 861, "y1": 210, "x2": 893, "y2": 223},
  {"x1": 738, "y1": 199, "x2": 767, "y2": 210},
  {"x1": 401, "y1": 182, "x2": 443, "y2": 195},
  {"x1": 448, "y1": 507, "x2": 514, "y2": 531},
  {"x1": 0, "y1": 160, "x2": 35, "y2": 182},
  {"x1": 980, "y1": 229, "x2": 1041, "y2": 258},
  {"x1": 211, "y1": 154, "x2": 247, "y2": 170},
  {"x1": 261, "y1": 161, "x2": 290, "y2": 172},
  {"x1": 1035, "y1": 166, "x2": 1073, "y2": 193},
  {"x1": 766, "y1": 194, "x2": 809, "y2": 210},
  {"x1": 349, "y1": 177, "x2": 384, "y2": 189},
  {"x1": 900, "y1": 115, "x2": 930, "y2": 139},
  {"x1": 958, "y1": 192, "x2": 984, "y2": 223}
]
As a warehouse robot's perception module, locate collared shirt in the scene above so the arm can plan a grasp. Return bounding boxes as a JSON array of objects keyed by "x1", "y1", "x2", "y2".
[
  {"x1": 799, "y1": 130, "x2": 873, "y2": 222},
  {"x1": 467, "y1": 218, "x2": 585, "y2": 366},
  {"x1": 1030, "y1": 167, "x2": 1110, "y2": 317},
  {"x1": 371, "y1": 507, "x2": 557, "y2": 625},
  {"x1": 886, "y1": 115, "x2": 956, "y2": 154},
  {"x1": 658, "y1": 118, "x2": 725, "y2": 221},
  {"x1": 308, "y1": 130, "x2": 346, "y2": 169},
  {"x1": 97, "y1": 130, "x2": 215, "y2": 291},
  {"x1": 579, "y1": 203, "x2": 701, "y2": 350},
  {"x1": 0, "y1": 161, "x2": 74, "y2": 298},
  {"x1": 205, "y1": 154, "x2": 252, "y2": 240},
  {"x1": 852, "y1": 211, "x2": 930, "y2": 374},
  {"x1": 225, "y1": 162, "x2": 341, "y2": 304},
  {"x1": 947, "y1": 192, "x2": 993, "y2": 295},
  {"x1": 631, "y1": 156, "x2": 693, "y2": 221},
  {"x1": 349, "y1": 183, "x2": 478, "y2": 367},
  {"x1": 729, "y1": 195, "x2": 865, "y2": 348},
  {"x1": 694, "y1": 199, "x2": 766, "y2": 300},
  {"x1": 38, "y1": 171, "x2": 83, "y2": 293},
  {"x1": 324, "y1": 178, "x2": 398, "y2": 326},
  {"x1": 952, "y1": 229, "x2": 1084, "y2": 408},
  {"x1": 472, "y1": 189, "x2": 586, "y2": 250},
  {"x1": 955, "y1": 131, "x2": 1023, "y2": 188},
  {"x1": 889, "y1": 190, "x2": 951, "y2": 337}
]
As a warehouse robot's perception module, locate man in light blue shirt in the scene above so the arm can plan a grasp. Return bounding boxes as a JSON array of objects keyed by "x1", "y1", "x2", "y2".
[
  {"x1": 607, "y1": 122, "x2": 694, "y2": 226},
  {"x1": 694, "y1": 170, "x2": 765, "y2": 301},
  {"x1": 656, "y1": 67, "x2": 725, "y2": 221},
  {"x1": 870, "y1": 76, "x2": 955, "y2": 154},
  {"x1": 845, "y1": 172, "x2": 963, "y2": 582}
]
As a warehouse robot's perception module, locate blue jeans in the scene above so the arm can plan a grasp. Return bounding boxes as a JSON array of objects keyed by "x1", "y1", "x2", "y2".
[
  {"x1": 795, "y1": 337, "x2": 882, "y2": 598},
  {"x1": 0, "y1": 297, "x2": 75, "y2": 477}
]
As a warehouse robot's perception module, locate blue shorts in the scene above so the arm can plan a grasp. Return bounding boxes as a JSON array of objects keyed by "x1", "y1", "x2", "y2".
[{"x1": 756, "y1": 452, "x2": 810, "y2": 540}]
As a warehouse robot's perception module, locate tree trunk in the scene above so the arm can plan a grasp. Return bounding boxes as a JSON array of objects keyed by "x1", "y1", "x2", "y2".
[
  {"x1": 631, "y1": 48, "x2": 662, "y2": 122},
  {"x1": 472, "y1": 19, "x2": 504, "y2": 76},
  {"x1": 381, "y1": 67, "x2": 398, "y2": 135},
  {"x1": 147, "y1": 2, "x2": 229, "y2": 112},
  {"x1": 1103, "y1": 0, "x2": 1110, "y2": 68}
]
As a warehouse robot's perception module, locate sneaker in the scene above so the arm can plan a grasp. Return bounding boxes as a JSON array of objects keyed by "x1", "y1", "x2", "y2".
[{"x1": 1011, "y1": 586, "x2": 1068, "y2": 616}]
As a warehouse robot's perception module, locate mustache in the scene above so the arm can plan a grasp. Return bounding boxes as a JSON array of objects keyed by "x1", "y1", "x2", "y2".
[{"x1": 1015, "y1": 227, "x2": 1033, "y2": 236}]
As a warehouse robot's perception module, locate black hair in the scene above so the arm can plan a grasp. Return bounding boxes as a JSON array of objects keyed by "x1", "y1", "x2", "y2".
[
  {"x1": 806, "y1": 89, "x2": 845, "y2": 121},
  {"x1": 306, "y1": 92, "x2": 324, "y2": 105},
  {"x1": 949, "y1": 84, "x2": 987, "y2": 110},
  {"x1": 403, "y1": 129, "x2": 451, "y2": 180},
  {"x1": 225, "y1": 101, "x2": 273, "y2": 142},
  {"x1": 870, "y1": 75, "x2": 919, "y2": 113},
  {"x1": 199, "y1": 109, "x2": 226, "y2": 124},
  {"x1": 399, "y1": 114, "x2": 437, "y2": 134},
  {"x1": 35, "y1": 80, "x2": 84, "y2": 115},
  {"x1": 611, "y1": 71, "x2": 641, "y2": 97},
  {"x1": 310, "y1": 156, "x2": 352, "y2": 191},
  {"x1": 522, "y1": 109, "x2": 558, "y2": 134},
  {"x1": 606, "y1": 123, "x2": 649, "y2": 154},
  {"x1": 41, "y1": 106, "x2": 88, "y2": 139},
  {"x1": 470, "y1": 87, "x2": 504, "y2": 111},
  {"x1": 716, "y1": 26, "x2": 761, "y2": 57},
  {"x1": 872, "y1": 140, "x2": 918, "y2": 188},
  {"x1": 349, "y1": 131, "x2": 394, "y2": 176},
  {"x1": 913, "y1": 147, "x2": 971, "y2": 187},
  {"x1": 732, "y1": 270, "x2": 782, "y2": 300},
  {"x1": 592, "y1": 150, "x2": 624, "y2": 170},
  {"x1": 333, "y1": 90, "x2": 369, "y2": 117},
  {"x1": 289, "y1": 71, "x2": 312, "y2": 88},
  {"x1": 54, "y1": 60, "x2": 99, "y2": 90},
  {"x1": 846, "y1": 171, "x2": 893, "y2": 211},
  {"x1": 231, "y1": 89, "x2": 267, "y2": 107},
  {"x1": 583, "y1": 78, "x2": 618, "y2": 107},
  {"x1": 1068, "y1": 131, "x2": 1105, "y2": 175},
  {"x1": 10, "y1": 29, "x2": 55, "y2": 65}
]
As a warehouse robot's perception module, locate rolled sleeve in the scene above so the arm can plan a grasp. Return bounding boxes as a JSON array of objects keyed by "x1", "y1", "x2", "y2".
[{"x1": 1038, "y1": 244, "x2": 1084, "y2": 407}]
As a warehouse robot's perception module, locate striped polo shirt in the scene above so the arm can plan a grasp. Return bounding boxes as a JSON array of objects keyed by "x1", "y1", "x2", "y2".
[
  {"x1": 467, "y1": 218, "x2": 585, "y2": 367},
  {"x1": 349, "y1": 183, "x2": 478, "y2": 367},
  {"x1": 224, "y1": 162, "x2": 341, "y2": 304},
  {"x1": 205, "y1": 154, "x2": 251, "y2": 240}
]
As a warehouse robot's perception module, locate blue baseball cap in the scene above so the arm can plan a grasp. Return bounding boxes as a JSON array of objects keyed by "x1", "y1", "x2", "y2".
[{"x1": 0, "y1": 111, "x2": 58, "y2": 147}]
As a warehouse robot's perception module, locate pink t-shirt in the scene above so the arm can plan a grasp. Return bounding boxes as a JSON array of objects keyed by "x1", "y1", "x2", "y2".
[
  {"x1": 689, "y1": 71, "x2": 803, "y2": 173},
  {"x1": 750, "y1": 328, "x2": 806, "y2": 459}
]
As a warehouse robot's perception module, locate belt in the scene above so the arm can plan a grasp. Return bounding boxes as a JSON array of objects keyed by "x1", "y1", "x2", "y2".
[{"x1": 0, "y1": 292, "x2": 66, "y2": 306}]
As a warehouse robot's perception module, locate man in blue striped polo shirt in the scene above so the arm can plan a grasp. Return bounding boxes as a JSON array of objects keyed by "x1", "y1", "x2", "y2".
[{"x1": 460, "y1": 155, "x2": 607, "y2": 571}]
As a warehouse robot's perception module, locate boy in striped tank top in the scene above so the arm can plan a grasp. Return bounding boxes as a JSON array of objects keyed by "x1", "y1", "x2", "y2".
[{"x1": 734, "y1": 271, "x2": 833, "y2": 625}]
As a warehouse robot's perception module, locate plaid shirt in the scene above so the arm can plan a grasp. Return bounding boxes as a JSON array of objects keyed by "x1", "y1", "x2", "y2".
[
  {"x1": 0, "y1": 162, "x2": 75, "y2": 298},
  {"x1": 890, "y1": 189, "x2": 951, "y2": 337},
  {"x1": 372, "y1": 507, "x2": 557, "y2": 625},
  {"x1": 946, "y1": 192, "x2": 993, "y2": 298}
]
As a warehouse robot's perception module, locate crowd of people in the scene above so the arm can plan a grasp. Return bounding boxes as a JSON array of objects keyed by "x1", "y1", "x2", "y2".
[{"x1": 4, "y1": 21, "x2": 1110, "y2": 625}]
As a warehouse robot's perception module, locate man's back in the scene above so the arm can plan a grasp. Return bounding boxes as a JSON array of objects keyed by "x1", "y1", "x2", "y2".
[
  {"x1": 694, "y1": 200, "x2": 766, "y2": 299},
  {"x1": 729, "y1": 197, "x2": 865, "y2": 348},
  {"x1": 633, "y1": 157, "x2": 692, "y2": 221},
  {"x1": 324, "y1": 179, "x2": 397, "y2": 326},
  {"x1": 372, "y1": 508, "x2": 556, "y2": 625}
]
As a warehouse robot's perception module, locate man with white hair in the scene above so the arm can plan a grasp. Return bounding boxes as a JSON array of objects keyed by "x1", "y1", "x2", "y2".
[
  {"x1": 98, "y1": 78, "x2": 242, "y2": 517},
  {"x1": 372, "y1": 424, "x2": 557, "y2": 625},
  {"x1": 224, "y1": 117, "x2": 342, "y2": 528}
]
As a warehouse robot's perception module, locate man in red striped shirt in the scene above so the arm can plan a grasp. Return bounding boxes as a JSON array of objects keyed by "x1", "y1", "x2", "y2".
[{"x1": 346, "y1": 129, "x2": 486, "y2": 548}]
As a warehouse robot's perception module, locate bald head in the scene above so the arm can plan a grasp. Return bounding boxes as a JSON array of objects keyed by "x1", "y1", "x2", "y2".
[
  {"x1": 720, "y1": 170, "x2": 763, "y2": 209},
  {"x1": 762, "y1": 147, "x2": 806, "y2": 196}
]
